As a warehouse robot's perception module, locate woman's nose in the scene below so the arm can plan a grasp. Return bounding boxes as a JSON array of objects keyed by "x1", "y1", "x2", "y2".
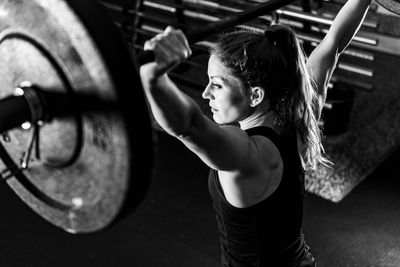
[{"x1": 202, "y1": 84, "x2": 213, "y2": 100}]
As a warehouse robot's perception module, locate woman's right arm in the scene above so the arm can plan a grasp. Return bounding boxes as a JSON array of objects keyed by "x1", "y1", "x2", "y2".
[
  {"x1": 139, "y1": 28, "x2": 269, "y2": 173},
  {"x1": 307, "y1": 0, "x2": 372, "y2": 118}
]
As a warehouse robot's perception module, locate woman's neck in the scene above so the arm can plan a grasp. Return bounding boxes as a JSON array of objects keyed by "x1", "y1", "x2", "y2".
[{"x1": 239, "y1": 110, "x2": 276, "y2": 131}]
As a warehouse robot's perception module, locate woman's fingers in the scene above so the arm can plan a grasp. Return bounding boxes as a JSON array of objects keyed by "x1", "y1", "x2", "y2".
[
  {"x1": 173, "y1": 28, "x2": 192, "y2": 58},
  {"x1": 142, "y1": 26, "x2": 191, "y2": 77},
  {"x1": 145, "y1": 27, "x2": 191, "y2": 61},
  {"x1": 165, "y1": 26, "x2": 192, "y2": 58}
]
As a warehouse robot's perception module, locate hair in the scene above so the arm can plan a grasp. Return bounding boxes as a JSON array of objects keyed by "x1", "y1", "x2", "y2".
[{"x1": 210, "y1": 24, "x2": 332, "y2": 171}]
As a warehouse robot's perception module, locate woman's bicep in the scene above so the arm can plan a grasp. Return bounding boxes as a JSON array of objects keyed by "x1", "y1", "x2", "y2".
[
  {"x1": 307, "y1": 39, "x2": 339, "y2": 116},
  {"x1": 308, "y1": 37, "x2": 339, "y2": 85},
  {"x1": 178, "y1": 119, "x2": 257, "y2": 172},
  {"x1": 307, "y1": 0, "x2": 371, "y2": 116}
]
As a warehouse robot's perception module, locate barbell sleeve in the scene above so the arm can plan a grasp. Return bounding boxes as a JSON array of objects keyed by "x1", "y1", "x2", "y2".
[
  {"x1": 0, "y1": 95, "x2": 31, "y2": 133},
  {"x1": 0, "y1": 87, "x2": 120, "y2": 134}
]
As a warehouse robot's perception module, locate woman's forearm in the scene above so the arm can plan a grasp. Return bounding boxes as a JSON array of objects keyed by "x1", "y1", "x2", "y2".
[
  {"x1": 140, "y1": 70, "x2": 201, "y2": 137},
  {"x1": 138, "y1": 27, "x2": 200, "y2": 137},
  {"x1": 327, "y1": 0, "x2": 372, "y2": 54}
]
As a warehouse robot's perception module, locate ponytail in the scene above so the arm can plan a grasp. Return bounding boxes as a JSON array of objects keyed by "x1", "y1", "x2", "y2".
[{"x1": 266, "y1": 25, "x2": 332, "y2": 171}]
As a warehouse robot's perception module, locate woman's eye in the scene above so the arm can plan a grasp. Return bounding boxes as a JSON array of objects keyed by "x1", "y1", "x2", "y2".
[{"x1": 212, "y1": 83, "x2": 222, "y2": 89}]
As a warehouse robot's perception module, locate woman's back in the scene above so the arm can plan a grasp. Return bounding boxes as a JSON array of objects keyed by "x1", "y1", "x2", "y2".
[{"x1": 208, "y1": 126, "x2": 307, "y2": 266}]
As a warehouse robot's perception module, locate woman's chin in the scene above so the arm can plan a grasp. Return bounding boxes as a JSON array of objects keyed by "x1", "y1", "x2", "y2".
[
  {"x1": 213, "y1": 115, "x2": 232, "y2": 125},
  {"x1": 212, "y1": 114, "x2": 223, "y2": 124}
]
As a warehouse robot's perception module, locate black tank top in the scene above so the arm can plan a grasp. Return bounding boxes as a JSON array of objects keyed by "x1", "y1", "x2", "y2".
[{"x1": 208, "y1": 126, "x2": 307, "y2": 267}]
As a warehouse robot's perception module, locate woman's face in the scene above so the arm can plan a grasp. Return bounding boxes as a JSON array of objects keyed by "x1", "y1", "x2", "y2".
[{"x1": 202, "y1": 54, "x2": 251, "y2": 124}]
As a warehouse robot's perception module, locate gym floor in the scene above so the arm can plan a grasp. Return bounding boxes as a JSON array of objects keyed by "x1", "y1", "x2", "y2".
[{"x1": 1, "y1": 130, "x2": 400, "y2": 267}]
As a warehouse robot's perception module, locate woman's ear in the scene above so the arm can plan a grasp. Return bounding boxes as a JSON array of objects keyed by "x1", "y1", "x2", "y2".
[{"x1": 249, "y1": 86, "x2": 265, "y2": 107}]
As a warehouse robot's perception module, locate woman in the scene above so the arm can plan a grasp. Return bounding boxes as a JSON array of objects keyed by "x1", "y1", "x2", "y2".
[{"x1": 139, "y1": 0, "x2": 371, "y2": 265}]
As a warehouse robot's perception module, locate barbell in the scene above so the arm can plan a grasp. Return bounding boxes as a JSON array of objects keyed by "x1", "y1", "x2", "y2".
[{"x1": 0, "y1": 0, "x2": 398, "y2": 234}]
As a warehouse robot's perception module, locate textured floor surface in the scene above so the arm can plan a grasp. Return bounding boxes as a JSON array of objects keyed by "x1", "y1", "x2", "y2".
[{"x1": 0, "y1": 131, "x2": 399, "y2": 267}]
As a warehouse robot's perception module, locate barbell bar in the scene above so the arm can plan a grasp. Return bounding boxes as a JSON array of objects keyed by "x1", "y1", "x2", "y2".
[{"x1": 137, "y1": 0, "x2": 297, "y2": 65}]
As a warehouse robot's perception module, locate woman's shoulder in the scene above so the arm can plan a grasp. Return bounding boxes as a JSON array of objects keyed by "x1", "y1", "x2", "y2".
[
  {"x1": 217, "y1": 130, "x2": 284, "y2": 207},
  {"x1": 249, "y1": 133, "x2": 283, "y2": 171}
]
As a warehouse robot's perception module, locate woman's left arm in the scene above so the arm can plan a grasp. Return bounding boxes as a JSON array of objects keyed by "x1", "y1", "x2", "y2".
[{"x1": 307, "y1": 0, "x2": 373, "y2": 117}]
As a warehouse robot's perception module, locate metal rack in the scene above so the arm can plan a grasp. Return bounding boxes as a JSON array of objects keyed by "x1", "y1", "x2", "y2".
[{"x1": 97, "y1": 0, "x2": 388, "y2": 92}]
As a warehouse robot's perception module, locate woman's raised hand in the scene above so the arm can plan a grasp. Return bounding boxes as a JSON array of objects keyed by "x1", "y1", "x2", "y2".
[{"x1": 142, "y1": 26, "x2": 192, "y2": 79}]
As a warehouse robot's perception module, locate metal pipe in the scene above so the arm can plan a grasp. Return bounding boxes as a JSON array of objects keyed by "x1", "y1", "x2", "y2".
[
  {"x1": 143, "y1": 1, "x2": 177, "y2": 13},
  {"x1": 277, "y1": 8, "x2": 377, "y2": 29},
  {"x1": 183, "y1": 0, "x2": 242, "y2": 13}
]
